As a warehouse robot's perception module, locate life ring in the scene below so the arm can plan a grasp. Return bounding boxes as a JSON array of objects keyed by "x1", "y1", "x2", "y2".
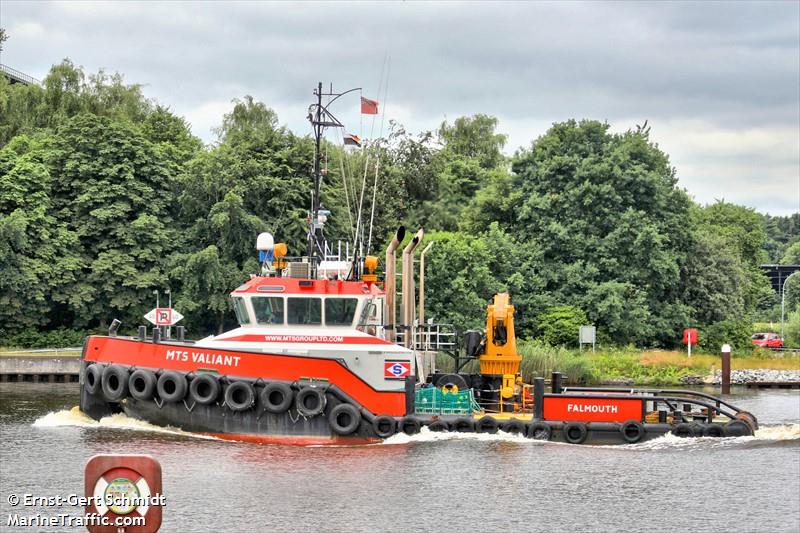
[
  {"x1": 724, "y1": 420, "x2": 753, "y2": 437},
  {"x1": 156, "y1": 371, "x2": 187, "y2": 403},
  {"x1": 427, "y1": 420, "x2": 450, "y2": 432},
  {"x1": 372, "y1": 415, "x2": 397, "y2": 438},
  {"x1": 501, "y1": 419, "x2": 526, "y2": 435},
  {"x1": 84, "y1": 364, "x2": 103, "y2": 396},
  {"x1": 189, "y1": 374, "x2": 220, "y2": 405},
  {"x1": 328, "y1": 403, "x2": 361, "y2": 435},
  {"x1": 101, "y1": 365, "x2": 129, "y2": 402},
  {"x1": 453, "y1": 417, "x2": 475, "y2": 433},
  {"x1": 128, "y1": 369, "x2": 156, "y2": 401},
  {"x1": 92, "y1": 466, "x2": 152, "y2": 523},
  {"x1": 702, "y1": 423, "x2": 725, "y2": 438},
  {"x1": 563, "y1": 422, "x2": 588, "y2": 444},
  {"x1": 225, "y1": 381, "x2": 255, "y2": 411},
  {"x1": 527, "y1": 422, "x2": 552, "y2": 441},
  {"x1": 260, "y1": 382, "x2": 294, "y2": 414},
  {"x1": 671, "y1": 423, "x2": 695, "y2": 438},
  {"x1": 476, "y1": 416, "x2": 499, "y2": 434},
  {"x1": 620, "y1": 420, "x2": 646, "y2": 444},
  {"x1": 295, "y1": 387, "x2": 327, "y2": 417},
  {"x1": 400, "y1": 417, "x2": 422, "y2": 435}
]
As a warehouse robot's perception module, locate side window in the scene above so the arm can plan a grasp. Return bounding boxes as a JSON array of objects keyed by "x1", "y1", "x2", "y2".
[
  {"x1": 252, "y1": 297, "x2": 285, "y2": 325},
  {"x1": 231, "y1": 297, "x2": 251, "y2": 325},
  {"x1": 287, "y1": 298, "x2": 321, "y2": 325},
  {"x1": 325, "y1": 298, "x2": 358, "y2": 326}
]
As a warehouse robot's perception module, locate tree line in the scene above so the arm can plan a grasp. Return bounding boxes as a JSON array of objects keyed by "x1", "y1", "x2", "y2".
[{"x1": 1, "y1": 60, "x2": 798, "y2": 349}]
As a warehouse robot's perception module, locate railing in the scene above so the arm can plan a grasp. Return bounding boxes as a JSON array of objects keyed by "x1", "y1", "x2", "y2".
[
  {"x1": 395, "y1": 323, "x2": 457, "y2": 353},
  {"x1": 0, "y1": 64, "x2": 40, "y2": 86}
]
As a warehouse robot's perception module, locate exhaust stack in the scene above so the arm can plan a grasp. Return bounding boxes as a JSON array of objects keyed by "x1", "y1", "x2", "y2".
[
  {"x1": 401, "y1": 228, "x2": 424, "y2": 349},
  {"x1": 384, "y1": 226, "x2": 405, "y2": 343}
]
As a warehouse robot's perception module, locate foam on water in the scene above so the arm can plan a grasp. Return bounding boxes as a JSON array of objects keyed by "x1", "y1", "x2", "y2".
[
  {"x1": 33, "y1": 406, "x2": 218, "y2": 440},
  {"x1": 381, "y1": 426, "x2": 532, "y2": 445}
]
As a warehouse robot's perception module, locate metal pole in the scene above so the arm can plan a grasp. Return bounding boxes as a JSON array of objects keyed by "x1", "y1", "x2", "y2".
[
  {"x1": 781, "y1": 271, "x2": 799, "y2": 340},
  {"x1": 721, "y1": 343, "x2": 731, "y2": 395},
  {"x1": 166, "y1": 288, "x2": 172, "y2": 340}
]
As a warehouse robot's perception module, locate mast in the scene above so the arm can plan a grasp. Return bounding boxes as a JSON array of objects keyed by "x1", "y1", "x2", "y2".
[{"x1": 307, "y1": 82, "x2": 361, "y2": 279}]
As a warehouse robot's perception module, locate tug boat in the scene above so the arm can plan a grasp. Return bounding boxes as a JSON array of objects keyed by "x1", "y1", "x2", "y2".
[{"x1": 79, "y1": 83, "x2": 758, "y2": 445}]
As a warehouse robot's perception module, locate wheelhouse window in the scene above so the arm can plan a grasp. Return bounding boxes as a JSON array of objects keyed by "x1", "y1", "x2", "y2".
[
  {"x1": 325, "y1": 298, "x2": 358, "y2": 326},
  {"x1": 287, "y1": 298, "x2": 321, "y2": 325},
  {"x1": 231, "y1": 297, "x2": 251, "y2": 325},
  {"x1": 252, "y1": 296, "x2": 285, "y2": 325}
]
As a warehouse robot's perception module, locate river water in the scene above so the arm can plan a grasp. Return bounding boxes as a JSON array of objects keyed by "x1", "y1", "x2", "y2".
[{"x1": 1, "y1": 384, "x2": 798, "y2": 533}]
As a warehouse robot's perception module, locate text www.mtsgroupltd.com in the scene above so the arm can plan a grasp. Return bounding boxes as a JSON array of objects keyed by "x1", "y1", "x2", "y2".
[{"x1": 6, "y1": 492, "x2": 165, "y2": 528}]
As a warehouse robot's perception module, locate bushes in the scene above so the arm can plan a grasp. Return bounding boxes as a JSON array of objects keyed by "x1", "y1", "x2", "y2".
[
  {"x1": 785, "y1": 305, "x2": 800, "y2": 348},
  {"x1": 535, "y1": 306, "x2": 588, "y2": 347},
  {"x1": 0, "y1": 328, "x2": 88, "y2": 349},
  {"x1": 518, "y1": 340, "x2": 594, "y2": 384},
  {"x1": 697, "y1": 319, "x2": 753, "y2": 354}
]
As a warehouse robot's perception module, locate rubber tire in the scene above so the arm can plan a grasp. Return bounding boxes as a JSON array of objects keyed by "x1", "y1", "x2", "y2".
[
  {"x1": 702, "y1": 423, "x2": 725, "y2": 438},
  {"x1": 427, "y1": 420, "x2": 450, "y2": 432},
  {"x1": 563, "y1": 422, "x2": 588, "y2": 444},
  {"x1": 189, "y1": 374, "x2": 220, "y2": 405},
  {"x1": 329, "y1": 403, "x2": 361, "y2": 436},
  {"x1": 295, "y1": 387, "x2": 327, "y2": 417},
  {"x1": 157, "y1": 371, "x2": 187, "y2": 403},
  {"x1": 400, "y1": 417, "x2": 422, "y2": 435},
  {"x1": 435, "y1": 373, "x2": 469, "y2": 392},
  {"x1": 620, "y1": 420, "x2": 646, "y2": 444},
  {"x1": 453, "y1": 417, "x2": 475, "y2": 433},
  {"x1": 724, "y1": 420, "x2": 753, "y2": 437},
  {"x1": 260, "y1": 382, "x2": 294, "y2": 414},
  {"x1": 735, "y1": 411, "x2": 759, "y2": 431},
  {"x1": 671, "y1": 423, "x2": 695, "y2": 438},
  {"x1": 476, "y1": 416, "x2": 499, "y2": 434},
  {"x1": 373, "y1": 415, "x2": 397, "y2": 438},
  {"x1": 527, "y1": 422, "x2": 552, "y2": 441},
  {"x1": 101, "y1": 365, "x2": 129, "y2": 402},
  {"x1": 128, "y1": 369, "x2": 156, "y2": 401},
  {"x1": 502, "y1": 419, "x2": 526, "y2": 435},
  {"x1": 225, "y1": 381, "x2": 255, "y2": 411},
  {"x1": 84, "y1": 364, "x2": 103, "y2": 396}
]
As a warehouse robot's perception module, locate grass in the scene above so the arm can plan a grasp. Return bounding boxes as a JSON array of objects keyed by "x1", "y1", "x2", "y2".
[{"x1": 0, "y1": 348, "x2": 82, "y2": 357}]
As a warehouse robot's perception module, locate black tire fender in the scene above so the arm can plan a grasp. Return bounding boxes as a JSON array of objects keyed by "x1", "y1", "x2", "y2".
[
  {"x1": 702, "y1": 423, "x2": 725, "y2": 438},
  {"x1": 84, "y1": 364, "x2": 103, "y2": 396},
  {"x1": 453, "y1": 417, "x2": 475, "y2": 432},
  {"x1": 671, "y1": 422, "x2": 695, "y2": 438},
  {"x1": 501, "y1": 419, "x2": 526, "y2": 435},
  {"x1": 476, "y1": 416, "x2": 499, "y2": 434},
  {"x1": 400, "y1": 417, "x2": 422, "y2": 435},
  {"x1": 189, "y1": 374, "x2": 220, "y2": 405},
  {"x1": 427, "y1": 419, "x2": 450, "y2": 432},
  {"x1": 527, "y1": 422, "x2": 552, "y2": 441},
  {"x1": 295, "y1": 387, "x2": 327, "y2": 417},
  {"x1": 373, "y1": 415, "x2": 397, "y2": 438},
  {"x1": 435, "y1": 373, "x2": 469, "y2": 392},
  {"x1": 225, "y1": 381, "x2": 255, "y2": 411},
  {"x1": 101, "y1": 365, "x2": 129, "y2": 402},
  {"x1": 724, "y1": 420, "x2": 753, "y2": 437},
  {"x1": 128, "y1": 369, "x2": 156, "y2": 401},
  {"x1": 563, "y1": 422, "x2": 588, "y2": 444},
  {"x1": 157, "y1": 371, "x2": 187, "y2": 403},
  {"x1": 329, "y1": 403, "x2": 361, "y2": 435},
  {"x1": 620, "y1": 420, "x2": 646, "y2": 444},
  {"x1": 260, "y1": 382, "x2": 294, "y2": 414}
]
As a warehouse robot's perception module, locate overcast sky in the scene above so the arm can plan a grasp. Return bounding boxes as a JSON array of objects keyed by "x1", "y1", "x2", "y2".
[{"x1": 2, "y1": 1, "x2": 798, "y2": 215}]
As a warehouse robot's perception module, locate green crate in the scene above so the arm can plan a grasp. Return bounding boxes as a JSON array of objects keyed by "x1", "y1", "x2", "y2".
[{"x1": 414, "y1": 387, "x2": 480, "y2": 415}]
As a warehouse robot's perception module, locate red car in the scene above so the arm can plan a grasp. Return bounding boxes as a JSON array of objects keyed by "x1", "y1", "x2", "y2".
[{"x1": 751, "y1": 333, "x2": 783, "y2": 349}]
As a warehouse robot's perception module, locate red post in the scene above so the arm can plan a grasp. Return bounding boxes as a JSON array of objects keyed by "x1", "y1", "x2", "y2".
[{"x1": 721, "y1": 344, "x2": 731, "y2": 395}]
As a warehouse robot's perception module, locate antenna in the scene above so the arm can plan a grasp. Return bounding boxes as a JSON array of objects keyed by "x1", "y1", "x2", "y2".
[{"x1": 307, "y1": 82, "x2": 361, "y2": 279}]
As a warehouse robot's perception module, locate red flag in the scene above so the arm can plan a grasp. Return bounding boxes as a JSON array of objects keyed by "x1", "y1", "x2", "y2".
[{"x1": 360, "y1": 96, "x2": 378, "y2": 115}]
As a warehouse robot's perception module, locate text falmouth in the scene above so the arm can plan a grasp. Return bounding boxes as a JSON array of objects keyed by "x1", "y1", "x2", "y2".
[
  {"x1": 165, "y1": 350, "x2": 241, "y2": 367},
  {"x1": 567, "y1": 403, "x2": 620, "y2": 414}
]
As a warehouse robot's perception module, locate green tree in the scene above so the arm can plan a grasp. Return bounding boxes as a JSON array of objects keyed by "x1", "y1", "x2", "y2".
[{"x1": 535, "y1": 306, "x2": 588, "y2": 346}]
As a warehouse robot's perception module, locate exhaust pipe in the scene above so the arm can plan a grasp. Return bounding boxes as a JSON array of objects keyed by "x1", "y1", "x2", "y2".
[
  {"x1": 384, "y1": 226, "x2": 405, "y2": 343},
  {"x1": 402, "y1": 228, "x2": 424, "y2": 349}
]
